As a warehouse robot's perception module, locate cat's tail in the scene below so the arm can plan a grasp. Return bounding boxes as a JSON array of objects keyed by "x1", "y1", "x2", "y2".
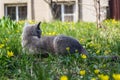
[
  {"x1": 80, "y1": 48, "x2": 119, "y2": 61},
  {"x1": 88, "y1": 55, "x2": 120, "y2": 61}
]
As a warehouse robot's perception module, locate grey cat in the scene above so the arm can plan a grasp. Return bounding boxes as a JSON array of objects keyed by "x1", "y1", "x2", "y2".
[{"x1": 21, "y1": 22, "x2": 88, "y2": 56}]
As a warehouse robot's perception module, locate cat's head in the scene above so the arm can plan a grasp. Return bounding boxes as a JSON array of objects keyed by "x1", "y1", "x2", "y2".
[{"x1": 23, "y1": 22, "x2": 42, "y2": 38}]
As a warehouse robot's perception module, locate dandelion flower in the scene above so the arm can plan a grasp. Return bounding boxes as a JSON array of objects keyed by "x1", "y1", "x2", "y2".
[
  {"x1": 81, "y1": 54, "x2": 87, "y2": 59},
  {"x1": 52, "y1": 32, "x2": 56, "y2": 35},
  {"x1": 66, "y1": 47, "x2": 70, "y2": 51},
  {"x1": 104, "y1": 50, "x2": 109, "y2": 55},
  {"x1": 5, "y1": 38, "x2": 8, "y2": 41},
  {"x1": 79, "y1": 70, "x2": 86, "y2": 76},
  {"x1": 104, "y1": 50, "x2": 111, "y2": 55},
  {"x1": 0, "y1": 44, "x2": 4, "y2": 48},
  {"x1": 16, "y1": 30, "x2": 20, "y2": 33},
  {"x1": 112, "y1": 19, "x2": 117, "y2": 24},
  {"x1": 112, "y1": 73, "x2": 120, "y2": 80},
  {"x1": 75, "y1": 49, "x2": 78, "y2": 53},
  {"x1": 98, "y1": 74, "x2": 109, "y2": 80},
  {"x1": 60, "y1": 75, "x2": 68, "y2": 80},
  {"x1": 7, "y1": 51, "x2": 14, "y2": 57},
  {"x1": 96, "y1": 50, "x2": 100, "y2": 54},
  {"x1": 94, "y1": 69, "x2": 100, "y2": 74},
  {"x1": 91, "y1": 78, "x2": 96, "y2": 80},
  {"x1": 80, "y1": 38, "x2": 84, "y2": 42}
]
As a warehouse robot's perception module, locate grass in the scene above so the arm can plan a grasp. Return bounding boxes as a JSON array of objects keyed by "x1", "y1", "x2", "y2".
[{"x1": 0, "y1": 17, "x2": 120, "y2": 80}]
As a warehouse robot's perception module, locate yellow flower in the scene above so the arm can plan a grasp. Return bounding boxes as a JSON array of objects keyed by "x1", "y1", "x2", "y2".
[
  {"x1": 66, "y1": 47, "x2": 70, "y2": 51},
  {"x1": 79, "y1": 70, "x2": 86, "y2": 76},
  {"x1": 52, "y1": 32, "x2": 56, "y2": 35},
  {"x1": 112, "y1": 19, "x2": 117, "y2": 24},
  {"x1": 18, "y1": 20, "x2": 25, "y2": 24},
  {"x1": 16, "y1": 30, "x2": 20, "y2": 33},
  {"x1": 5, "y1": 38, "x2": 8, "y2": 41},
  {"x1": 98, "y1": 74, "x2": 109, "y2": 80},
  {"x1": 75, "y1": 49, "x2": 78, "y2": 53},
  {"x1": 60, "y1": 75, "x2": 68, "y2": 80},
  {"x1": 113, "y1": 74, "x2": 120, "y2": 80},
  {"x1": 81, "y1": 54, "x2": 87, "y2": 59},
  {"x1": 94, "y1": 69, "x2": 100, "y2": 74},
  {"x1": 91, "y1": 78, "x2": 96, "y2": 80},
  {"x1": 28, "y1": 20, "x2": 36, "y2": 24},
  {"x1": 7, "y1": 51, "x2": 14, "y2": 57},
  {"x1": 104, "y1": 50, "x2": 111, "y2": 55},
  {"x1": 96, "y1": 50, "x2": 100, "y2": 54},
  {"x1": 48, "y1": 32, "x2": 52, "y2": 35},
  {"x1": 80, "y1": 38, "x2": 84, "y2": 42},
  {"x1": 0, "y1": 44, "x2": 4, "y2": 48},
  {"x1": 104, "y1": 50, "x2": 109, "y2": 55}
]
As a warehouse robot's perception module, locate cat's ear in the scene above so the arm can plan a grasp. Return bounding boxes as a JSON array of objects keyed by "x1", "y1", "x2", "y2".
[{"x1": 37, "y1": 22, "x2": 41, "y2": 29}]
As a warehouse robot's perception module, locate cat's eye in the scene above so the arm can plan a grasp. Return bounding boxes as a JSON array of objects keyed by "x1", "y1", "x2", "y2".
[{"x1": 37, "y1": 29, "x2": 42, "y2": 36}]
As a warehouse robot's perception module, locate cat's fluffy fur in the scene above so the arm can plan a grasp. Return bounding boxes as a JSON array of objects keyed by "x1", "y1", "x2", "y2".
[{"x1": 21, "y1": 22, "x2": 88, "y2": 56}]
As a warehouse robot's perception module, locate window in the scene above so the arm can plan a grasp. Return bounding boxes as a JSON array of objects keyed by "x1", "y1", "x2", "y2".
[
  {"x1": 7, "y1": 6, "x2": 16, "y2": 20},
  {"x1": 18, "y1": 6, "x2": 27, "y2": 20},
  {"x1": 5, "y1": 4, "x2": 27, "y2": 21},
  {"x1": 61, "y1": 4, "x2": 75, "y2": 22},
  {"x1": 64, "y1": 5, "x2": 74, "y2": 13}
]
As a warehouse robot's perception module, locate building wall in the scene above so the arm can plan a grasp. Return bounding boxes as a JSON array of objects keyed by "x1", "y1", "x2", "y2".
[
  {"x1": 0, "y1": 0, "x2": 109, "y2": 22},
  {"x1": 81, "y1": 0, "x2": 109, "y2": 22},
  {"x1": 33, "y1": 0, "x2": 53, "y2": 22},
  {"x1": 81, "y1": 0, "x2": 96, "y2": 22},
  {"x1": 53, "y1": 0, "x2": 75, "y2": 2},
  {"x1": 0, "y1": 1, "x2": 4, "y2": 18}
]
